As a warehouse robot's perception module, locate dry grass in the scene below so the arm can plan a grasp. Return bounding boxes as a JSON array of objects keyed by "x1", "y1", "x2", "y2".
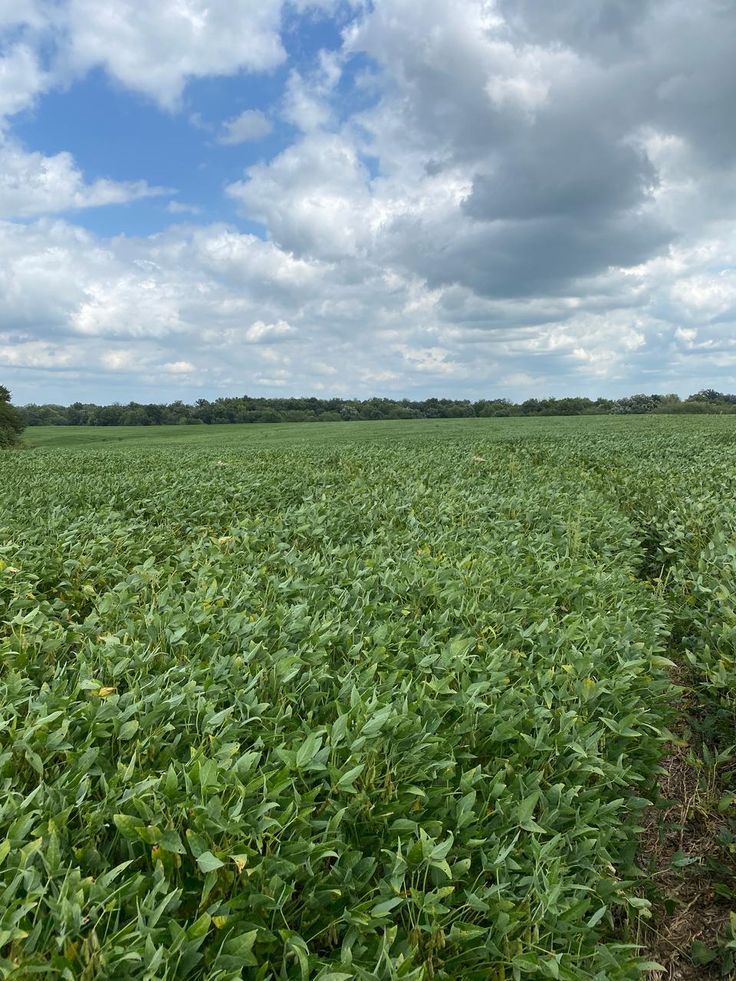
[{"x1": 639, "y1": 671, "x2": 733, "y2": 979}]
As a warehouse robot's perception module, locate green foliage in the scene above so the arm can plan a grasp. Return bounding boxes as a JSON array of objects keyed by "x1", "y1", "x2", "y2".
[
  {"x1": 17, "y1": 388, "x2": 736, "y2": 428},
  {"x1": 0, "y1": 386, "x2": 24, "y2": 448},
  {"x1": 0, "y1": 415, "x2": 734, "y2": 977}
]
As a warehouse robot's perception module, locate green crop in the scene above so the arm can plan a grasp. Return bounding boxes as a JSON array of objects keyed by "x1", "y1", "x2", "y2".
[{"x1": 1, "y1": 415, "x2": 734, "y2": 978}]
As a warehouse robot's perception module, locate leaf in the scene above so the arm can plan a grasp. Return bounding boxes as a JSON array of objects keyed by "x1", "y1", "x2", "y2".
[
  {"x1": 671, "y1": 850, "x2": 699, "y2": 868},
  {"x1": 370, "y1": 897, "x2": 403, "y2": 917},
  {"x1": 223, "y1": 930, "x2": 258, "y2": 966},
  {"x1": 691, "y1": 941, "x2": 717, "y2": 966},
  {"x1": 187, "y1": 913, "x2": 211, "y2": 940},
  {"x1": 196, "y1": 851, "x2": 224, "y2": 873},
  {"x1": 718, "y1": 794, "x2": 735, "y2": 813},
  {"x1": 160, "y1": 830, "x2": 186, "y2": 854},
  {"x1": 337, "y1": 763, "x2": 364, "y2": 791},
  {"x1": 586, "y1": 906, "x2": 608, "y2": 928},
  {"x1": 517, "y1": 792, "x2": 539, "y2": 826},
  {"x1": 113, "y1": 814, "x2": 145, "y2": 840},
  {"x1": 119, "y1": 720, "x2": 139, "y2": 741},
  {"x1": 296, "y1": 732, "x2": 323, "y2": 769},
  {"x1": 430, "y1": 835, "x2": 454, "y2": 862}
]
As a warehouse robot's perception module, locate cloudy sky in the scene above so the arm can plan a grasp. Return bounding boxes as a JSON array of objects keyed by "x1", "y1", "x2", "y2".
[{"x1": 1, "y1": 0, "x2": 735, "y2": 404}]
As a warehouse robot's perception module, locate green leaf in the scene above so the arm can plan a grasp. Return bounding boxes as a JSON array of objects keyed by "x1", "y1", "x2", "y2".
[
  {"x1": 337, "y1": 763, "x2": 364, "y2": 790},
  {"x1": 187, "y1": 913, "x2": 211, "y2": 940},
  {"x1": 586, "y1": 906, "x2": 608, "y2": 928},
  {"x1": 196, "y1": 851, "x2": 224, "y2": 873},
  {"x1": 296, "y1": 732, "x2": 323, "y2": 769},
  {"x1": 119, "y1": 720, "x2": 140, "y2": 741},
  {"x1": 113, "y1": 814, "x2": 145, "y2": 840},
  {"x1": 370, "y1": 897, "x2": 403, "y2": 917},
  {"x1": 160, "y1": 830, "x2": 186, "y2": 854},
  {"x1": 222, "y1": 930, "x2": 258, "y2": 966},
  {"x1": 517, "y1": 792, "x2": 539, "y2": 826},
  {"x1": 691, "y1": 941, "x2": 717, "y2": 966}
]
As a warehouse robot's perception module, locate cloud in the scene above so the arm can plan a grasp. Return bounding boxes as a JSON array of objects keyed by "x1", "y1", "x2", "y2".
[
  {"x1": 3, "y1": 210, "x2": 735, "y2": 406},
  {"x1": 61, "y1": 0, "x2": 287, "y2": 109},
  {"x1": 227, "y1": 133, "x2": 375, "y2": 260},
  {"x1": 0, "y1": 338, "x2": 75, "y2": 369},
  {"x1": 72, "y1": 275, "x2": 186, "y2": 338},
  {"x1": 0, "y1": 140, "x2": 168, "y2": 218},
  {"x1": 0, "y1": 43, "x2": 47, "y2": 120},
  {"x1": 163, "y1": 359, "x2": 195, "y2": 373},
  {"x1": 281, "y1": 49, "x2": 342, "y2": 131},
  {"x1": 245, "y1": 319, "x2": 296, "y2": 342},
  {"x1": 101, "y1": 349, "x2": 139, "y2": 371},
  {"x1": 167, "y1": 200, "x2": 201, "y2": 215},
  {"x1": 218, "y1": 109, "x2": 272, "y2": 144},
  {"x1": 2, "y1": 0, "x2": 736, "y2": 403}
]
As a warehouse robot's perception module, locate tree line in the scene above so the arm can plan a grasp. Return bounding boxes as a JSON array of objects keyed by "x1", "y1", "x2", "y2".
[
  {"x1": 0, "y1": 386, "x2": 25, "y2": 447},
  {"x1": 15, "y1": 389, "x2": 736, "y2": 428}
]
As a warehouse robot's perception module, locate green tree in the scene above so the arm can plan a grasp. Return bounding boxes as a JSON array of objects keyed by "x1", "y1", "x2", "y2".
[{"x1": 0, "y1": 386, "x2": 24, "y2": 448}]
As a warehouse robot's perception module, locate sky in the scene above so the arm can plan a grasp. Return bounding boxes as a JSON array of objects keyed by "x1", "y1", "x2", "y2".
[{"x1": 1, "y1": 0, "x2": 735, "y2": 405}]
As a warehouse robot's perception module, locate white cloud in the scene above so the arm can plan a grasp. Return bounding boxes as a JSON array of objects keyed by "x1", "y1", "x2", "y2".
[
  {"x1": 72, "y1": 276, "x2": 186, "y2": 338},
  {"x1": 245, "y1": 319, "x2": 296, "y2": 342},
  {"x1": 101, "y1": 349, "x2": 138, "y2": 371},
  {"x1": 3, "y1": 0, "x2": 736, "y2": 404},
  {"x1": 3, "y1": 210, "x2": 736, "y2": 404},
  {"x1": 227, "y1": 133, "x2": 375, "y2": 260},
  {"x1": 218, "y1": 109, "x2": 272, "y2": 145},
  {"x1": 396, "y1": 345, "x2": 461, "y2": 376},
  {"x1": 0, "y1": 1, "x2": 48, "y2": 31},
  {"x1": 0, "y1": 43, "x2": 47, "y2": 120},
  {"x1": 281, "y1": 49, "x2": 342, "y2": 131},
  {"x1": 167, "y1": 201, "x2": 201, "y2": 215},
  {"x1": 0, "y1": 140, "x2": 167, "y2": 218},
  {"x1": 0, "y1": 338, "x2": 74, "y2": 368},
  {"x1": 163, "y1": 359, "x2": 195, "y2": 373},
  {"x1": 62, "y1": 0, "x2": 287, "y2": 109}
]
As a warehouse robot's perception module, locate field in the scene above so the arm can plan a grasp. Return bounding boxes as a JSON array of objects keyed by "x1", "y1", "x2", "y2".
[{"x1": 2, "y1": 416, "x2": 736, "y2": 978}]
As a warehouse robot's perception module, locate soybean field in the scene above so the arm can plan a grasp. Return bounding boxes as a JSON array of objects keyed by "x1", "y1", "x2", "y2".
[{"x1": 2, "y1": 416, "x2": 735, "y2": 979}]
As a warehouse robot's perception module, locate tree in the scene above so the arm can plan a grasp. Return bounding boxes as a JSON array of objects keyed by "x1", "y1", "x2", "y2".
[{"x1": 0, "y1": 386, "x2": 24, "y2": 448}]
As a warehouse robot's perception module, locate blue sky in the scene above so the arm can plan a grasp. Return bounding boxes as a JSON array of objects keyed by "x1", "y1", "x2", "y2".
[
  {"x1": 1, "y1": 0, "x2": 735, "y2": 405},
  {"x1": 10, "y1": 9, "x2": 351, "y2": 236}
]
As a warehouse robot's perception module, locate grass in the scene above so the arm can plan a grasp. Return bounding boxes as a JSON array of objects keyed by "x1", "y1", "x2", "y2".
[
  {"x1": 2, "y1": 415, "x2": 736, "y2": 978},
  {"x1": 23, "y1": 412, "x2": 731, "y2": 451}
]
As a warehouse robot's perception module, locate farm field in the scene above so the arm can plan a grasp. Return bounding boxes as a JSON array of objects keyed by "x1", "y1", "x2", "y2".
[{"x1": 2, "y1": 416, "x2": 736, "y2": 978}]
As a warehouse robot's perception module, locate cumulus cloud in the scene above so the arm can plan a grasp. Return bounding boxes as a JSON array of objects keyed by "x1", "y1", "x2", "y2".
[
  {"x1": 218, "y1": 109, "x2": 273, "y2": 144},
  {"x1": 0, "y1": 43, "x2": 47, "y2": 120},
  {"x1": 0, "y1": 140, "x2": 167, "y2": 218},
  {"x1": 2, "y1": 0, "x2": 736, "y2": 402},
  {"x1": 227, "y1": 133, "x2": 374, "y2": 260},
  {"x1": 245, "y1": 319, "x2": 296, "y2": 342},
  {"x1": 3, "y1": 210, "x2": 735, "y2": 405},
  {"x1": 60, "y1": 0, "x2": 287, "y2": 109},
  {"x1": 163, "y1": 359, "x2": 195, "y2": 373}
]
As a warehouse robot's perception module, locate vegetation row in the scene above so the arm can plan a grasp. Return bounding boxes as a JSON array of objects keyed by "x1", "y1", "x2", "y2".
[{"x1": 18, "y1": 389, "x2": 736, "y2": 428}]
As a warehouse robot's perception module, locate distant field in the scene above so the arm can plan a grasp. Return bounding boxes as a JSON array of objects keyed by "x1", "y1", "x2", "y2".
[
  {"x1": 23, "y1": 411, "x2": 731, "y2": 450},
  {"x1": 2, "y1": 415, "x2": 736, "y2": 977}
]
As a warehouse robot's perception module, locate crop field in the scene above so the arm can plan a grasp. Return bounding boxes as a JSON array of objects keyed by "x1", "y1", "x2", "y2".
[{"x1": 2, "y1": 416, "x2": 735, "y2": 979}]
